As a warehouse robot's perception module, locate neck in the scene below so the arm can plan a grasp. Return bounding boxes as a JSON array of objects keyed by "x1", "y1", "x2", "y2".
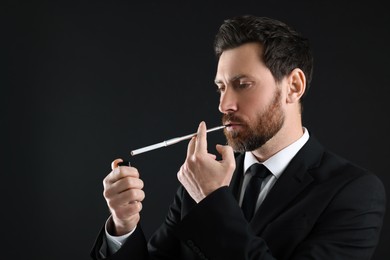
[{"x1": 251, "y1": 119, "x2": 304, "y2": 162}]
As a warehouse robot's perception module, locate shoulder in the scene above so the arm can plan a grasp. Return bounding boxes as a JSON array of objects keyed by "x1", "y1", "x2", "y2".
[
  {"x1": 309, "y1": 143, "x2": 385, "y2": 200},
  {"x1": 300, "y1": 135, "x2": 384, "y2": 192}
]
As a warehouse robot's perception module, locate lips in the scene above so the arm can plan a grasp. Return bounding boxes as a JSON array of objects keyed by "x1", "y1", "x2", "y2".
[
  {"x1": 223, "y1": 114, "x2": 246, "y2": 131},
  {"x1": 224, "y1": 122, "x2": 241, "y2": 127},
  {"x1": 224, "y1": 122, "x2": 244, "y2": 131}
]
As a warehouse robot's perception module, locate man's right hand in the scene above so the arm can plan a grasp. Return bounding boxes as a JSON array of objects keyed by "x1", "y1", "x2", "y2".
[{"x1": 103, "y1": 158, "x2": 145, "y2": 236}]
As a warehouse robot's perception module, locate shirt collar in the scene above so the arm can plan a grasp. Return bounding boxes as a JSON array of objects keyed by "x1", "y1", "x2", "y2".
[{"x1": 243, "y1": 127, "x2": 310, "y2": 178}]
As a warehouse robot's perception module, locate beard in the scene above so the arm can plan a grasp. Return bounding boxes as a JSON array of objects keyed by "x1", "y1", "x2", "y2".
[{"x1": 222, "y1": 88, "x2": 284, "y2": 152}]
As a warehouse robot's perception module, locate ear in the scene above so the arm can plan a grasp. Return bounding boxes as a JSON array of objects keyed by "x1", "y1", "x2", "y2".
[{"x1": 286, "y1": 68, "x2": 306, "y2": 104}]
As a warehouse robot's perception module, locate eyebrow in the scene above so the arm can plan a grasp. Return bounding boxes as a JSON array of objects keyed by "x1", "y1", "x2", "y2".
[{"x1": 214, "y1": 74, "x2": 247, "y2": 85}]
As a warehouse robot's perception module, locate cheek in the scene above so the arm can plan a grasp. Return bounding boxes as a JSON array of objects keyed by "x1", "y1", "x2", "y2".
[{"x1": 242, "y1": 95, "x2": 266, "y2": 115}]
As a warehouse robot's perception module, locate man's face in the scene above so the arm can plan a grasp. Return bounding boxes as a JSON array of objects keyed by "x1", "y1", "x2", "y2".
[{"x1": 215, "y1": 42, "x2": 285, "y2": 152}]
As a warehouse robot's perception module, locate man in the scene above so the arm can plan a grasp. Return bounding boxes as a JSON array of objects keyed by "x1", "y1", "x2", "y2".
[{"x1": 91, "y1": 15, "x2": 386, "y2": 259}]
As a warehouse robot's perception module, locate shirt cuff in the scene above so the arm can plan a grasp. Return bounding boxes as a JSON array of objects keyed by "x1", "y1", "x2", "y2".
[{"x1": 104, "y1": 216, "x2": 136, "y2": 255}]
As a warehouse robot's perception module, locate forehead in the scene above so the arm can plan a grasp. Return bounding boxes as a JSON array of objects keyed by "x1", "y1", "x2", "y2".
[{"x1": 215, "y1": 42, "x2": 266, "y2": 81}]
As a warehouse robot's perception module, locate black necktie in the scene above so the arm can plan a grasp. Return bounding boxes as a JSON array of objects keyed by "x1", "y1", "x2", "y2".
[{"x1": 241, "y1": 163, "x2": 271, "y2": 221}]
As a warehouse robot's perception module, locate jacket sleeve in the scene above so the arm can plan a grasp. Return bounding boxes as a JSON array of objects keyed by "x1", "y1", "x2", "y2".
[
  {"x1": 173, "y1": 186, "x2": 277, "y2": 260},
  {"x1": 90, "y1": 223, "x2": 149, "y2": 260}
]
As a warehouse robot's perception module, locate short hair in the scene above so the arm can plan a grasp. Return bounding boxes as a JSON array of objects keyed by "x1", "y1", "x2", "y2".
[{"x1": 214, "y1": 15, "x2": 313, "y2": 97}]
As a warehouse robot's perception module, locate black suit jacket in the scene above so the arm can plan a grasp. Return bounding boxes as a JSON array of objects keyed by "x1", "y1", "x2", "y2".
[{"x1": 91, "y1": 136, "x2": 386, "y2": 259}]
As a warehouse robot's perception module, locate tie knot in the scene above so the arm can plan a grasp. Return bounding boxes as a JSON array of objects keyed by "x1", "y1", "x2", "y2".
[{"x1": 246, "y1": 163, "x2": 270, "y2": 179}]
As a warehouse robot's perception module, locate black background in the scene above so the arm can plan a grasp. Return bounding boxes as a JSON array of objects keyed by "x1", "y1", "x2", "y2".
[{"x1": 2, "y1": 1, "x2": 389, "y2": 259}]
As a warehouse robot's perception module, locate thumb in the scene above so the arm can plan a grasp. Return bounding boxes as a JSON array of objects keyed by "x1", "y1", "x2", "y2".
[
  {"x1": 216, "y1": 144, "x2": 235, "y2": 166},
  {"x1": 111, "y1": 158, "x2": 124, "y2": 170}
]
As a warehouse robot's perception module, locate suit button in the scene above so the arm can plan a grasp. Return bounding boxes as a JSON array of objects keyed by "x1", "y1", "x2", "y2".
[
  {"x1": 193, "y1": 246, "x2": 200, "y2": 254},
  {"x1": 187, "y1": 240, "x2": 194, "y2": 247}
]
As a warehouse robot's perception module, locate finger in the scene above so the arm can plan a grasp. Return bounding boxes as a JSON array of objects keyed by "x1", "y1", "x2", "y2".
[
  {"x1": 118, "y1": 188, "x2": 145, "y2": 204},
  {"x1": 104, "y1": 176, "x2": 144, "y2": 201},
  {"x1": 216, "y1": 144, "x2": 235, "y2": 167},
  {"x1": 112, "y1": 201, "x2": 143, "y2": 220},
  {"x1": 194, "y1": 121, "x2": 207, "y2": 154},
  {"x1": 108, "y1": 189, "x2": 145, "y2": 209},
  {"x1": 111, "y1": 158, "x2": 124, "y2": 170},
  {"x1": 186, "y1": 136, "x2": 196, "y2": 160},
  {"x1": 106, "y1": 166, "x2": 140, "y2": 185},
  {"x1": 207, "y1": 153, "x2": 217, "y2": 160},
  {"x1": 113, "y1": 201, "x2": 143, "y2": 219},
  {"x1": 111, "y1": 176, "x2": 144, "y2": 192}
]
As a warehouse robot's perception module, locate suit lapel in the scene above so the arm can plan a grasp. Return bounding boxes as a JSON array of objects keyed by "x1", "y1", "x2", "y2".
[{"x1": 249, "y1": 136, "x2": 324, "y2": 234}]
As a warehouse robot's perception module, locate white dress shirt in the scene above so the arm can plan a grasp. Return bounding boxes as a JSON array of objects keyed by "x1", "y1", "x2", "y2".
[{"x1": 239, "y1": 128, "x2": 310, "y2": 213}]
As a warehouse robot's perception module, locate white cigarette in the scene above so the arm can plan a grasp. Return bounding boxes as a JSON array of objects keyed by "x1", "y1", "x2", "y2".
[{"x1": 130, "y1": 125, "x2": 226, "y2": 156}]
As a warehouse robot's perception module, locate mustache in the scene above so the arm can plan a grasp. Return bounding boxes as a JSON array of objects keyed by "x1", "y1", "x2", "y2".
[{"x1": 222, "y1": 114, "x2": 246, "y2": 125}]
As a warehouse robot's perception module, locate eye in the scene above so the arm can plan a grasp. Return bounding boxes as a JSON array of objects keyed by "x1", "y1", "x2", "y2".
[
  {"x1": 234, "y1": 80, "x2": 252, "y2": 90},
  {"x1": 216, "y1": 85, "x2": 225, "y2": 93},
  {"x1": 239, "y1": 82, "x2": 251, "y2": 88}
]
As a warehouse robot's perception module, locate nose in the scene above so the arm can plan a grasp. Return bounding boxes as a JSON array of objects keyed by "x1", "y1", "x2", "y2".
[{"x1": 218, "y1": 88, "x2": 238, "y2": 114}]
